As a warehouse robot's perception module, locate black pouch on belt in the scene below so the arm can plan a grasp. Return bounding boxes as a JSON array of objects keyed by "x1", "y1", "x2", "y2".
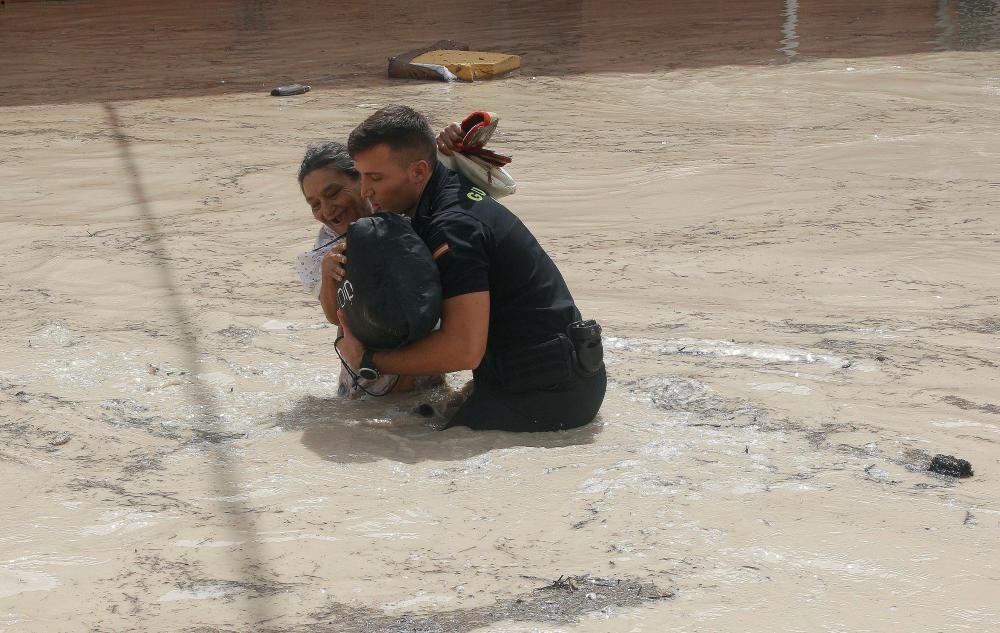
[
  {"x1": 492, "y1": 334, "x2": 575, "y2": 393},
  {"x1": 567, "y1": 319, "x2": 604, "y2": 377}
]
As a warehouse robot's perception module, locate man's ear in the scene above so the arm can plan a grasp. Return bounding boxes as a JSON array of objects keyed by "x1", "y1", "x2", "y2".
[{"x1": 409, "y1": 159, "x2": 431, "y2": 184}]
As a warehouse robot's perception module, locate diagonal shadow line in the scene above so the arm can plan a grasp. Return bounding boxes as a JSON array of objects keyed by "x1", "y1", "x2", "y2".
[{"x1": 103, "y1": 102, "x2": 271, "y2": 624}]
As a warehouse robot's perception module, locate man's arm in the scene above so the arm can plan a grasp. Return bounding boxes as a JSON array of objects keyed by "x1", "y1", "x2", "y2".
[{"x1": 339, "y1": 291, "x2": 490, "y2": 376}]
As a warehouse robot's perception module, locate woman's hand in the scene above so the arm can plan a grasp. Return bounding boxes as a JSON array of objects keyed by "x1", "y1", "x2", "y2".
[
  {"x1": 321, "y1": 241, "x2": 347, "y2": 284},
  {"x1": 436, "y1": 122, "x2": 463, "y2": 156},
  {"x1": 319, "y1": 241, "x2": 346, "y2": 325}
]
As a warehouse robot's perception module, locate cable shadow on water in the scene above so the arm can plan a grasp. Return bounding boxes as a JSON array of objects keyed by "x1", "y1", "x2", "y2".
[
  {"x1": 102, "y1": 102, "x2": 271, "y2": 625},
  {"x1": 276, "y1": 394, "x2": 604, "y2": 464}
]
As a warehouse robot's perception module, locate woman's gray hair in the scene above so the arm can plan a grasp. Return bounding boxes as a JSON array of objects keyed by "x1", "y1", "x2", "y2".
[{"x1": 297, "y1": 142, "x2": 359, "y2": 186}]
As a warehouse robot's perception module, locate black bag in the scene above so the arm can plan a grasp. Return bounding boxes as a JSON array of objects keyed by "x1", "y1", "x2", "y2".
[{"x1": 337, "y1": 213, "x2": 442, "y2": 350}]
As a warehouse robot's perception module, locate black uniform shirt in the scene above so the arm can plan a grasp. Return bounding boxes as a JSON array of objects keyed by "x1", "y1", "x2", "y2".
[{"x1": 411, "y1": 162, "x2": 581, "y2": 363}]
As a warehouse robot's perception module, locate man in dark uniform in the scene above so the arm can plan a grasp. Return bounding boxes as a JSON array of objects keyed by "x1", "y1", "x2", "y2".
[{"x1": 338, "y1": 105, "x2": 606, "y2": 432}]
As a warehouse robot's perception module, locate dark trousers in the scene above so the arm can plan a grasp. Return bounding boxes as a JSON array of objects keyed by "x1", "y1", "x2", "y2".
[{"x1": 447, "y1": 366, "x2": 607, "y2": 432}]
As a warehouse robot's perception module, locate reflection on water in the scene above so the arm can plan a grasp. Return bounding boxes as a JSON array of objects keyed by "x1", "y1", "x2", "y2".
[
  {"x1": 780, "y1": 0, "x2": 801, "y2": 60},
  {"x1": 276, "y1": 394, "x2": 603, "y2": 464},
  {"x1": 937, "y1": 0, "x2": 1000, "y2": 49},
  {"x1": 238, "y1": 0, "x2": 268, "y2": 32},
  {"x1": 1, "y1": 0, "x2": 998, "y2": 107}
]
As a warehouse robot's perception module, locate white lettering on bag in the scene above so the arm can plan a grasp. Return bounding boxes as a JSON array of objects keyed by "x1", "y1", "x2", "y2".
[{"x1": 336, "y1": 280, "x2": 355, "y2": 308}]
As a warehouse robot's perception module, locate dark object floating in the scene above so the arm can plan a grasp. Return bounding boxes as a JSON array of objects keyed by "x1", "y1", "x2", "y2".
[
  {"x1": 270, "y1": 84, "x2": 310, "y2": 96},
  {"x1": 929, "y1": 454, "x2": 973, "y2": 478},
  {"x1": 414, "y1": 403, "x2": 435, "y2": 418}
]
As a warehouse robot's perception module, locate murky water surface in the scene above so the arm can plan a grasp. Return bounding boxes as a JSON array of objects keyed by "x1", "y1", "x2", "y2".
[{"x1": 1, "y1": 1, "x2": 999, "y2": 631}]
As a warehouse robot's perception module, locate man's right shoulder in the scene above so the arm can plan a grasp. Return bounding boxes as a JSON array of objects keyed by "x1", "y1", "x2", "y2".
[{"x1": 439, "y1": 180, "x2": 512, "y2": 221}]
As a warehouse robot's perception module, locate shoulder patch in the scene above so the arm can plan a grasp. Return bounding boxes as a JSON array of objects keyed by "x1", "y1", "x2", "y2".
[
  {"x1": 431, "y1": 243, "x2": 451, "y2": 260},
  {"x1": 466, "y1": 186, "x2": 486, "y2": 202}
]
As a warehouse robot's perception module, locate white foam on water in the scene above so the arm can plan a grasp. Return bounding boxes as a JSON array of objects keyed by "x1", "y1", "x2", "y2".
[
  {"x1": 195, "y1": 371, "x2": 235, "y2": 387},
  {"x1": 961, "y1": 503, "x2": 1000, "y2": 517},
  {"x1": 593, "y1": 460, "x2": 643, "y2": 475},
  {"x1": 345, "y1": 510, "x2": 439, "y2": 540},
  {"x1": 946, "y1": 607, "x2": 998, "y2": 624},
  {"x1": 0, "y1": 567, "x2": 59, "y2": 599},
  {"x1": 0, "y1": 612, "x2": 31, "y2": 626},
  {"x1": 675, "y1": 338, "x2": 849, "y2": 366},
  {"x1": 635, "y1": 440, "x2": 681, "y2": 460},
  {"x1": 730, "y1": 482, "x2": 771, "y2": 495},
  {"x1": 751, "y1": 382, "x2": 813, "y2": 395},
  {"x1": 27, "y1": 323, "x2": 83, "y2": 349},
  {"x1": 382, "y1": 592, "x2": 454, "y2": 612},
  {"x1": 197, "y1": 487, "x2": 282, "y2": 503},
  {"x1": 256, "y1": 530, "x2": 337, "y2": 544},
  {"x1": 286, "y1": 496, "x2": 329, "y2": 512},
  {"x1": 259, "y1": 319, "x2": 331, "y2": 332},
  {"x1": 0, "y1": 534, "x2": 36, "y2": 545},
  {"x1": 579, "y1": 469, "x2": 687, "y2": 499},
  {"x1": 0, "y1": 555, "x2": 101, "y2": 599},
  {"x1": 173, "y1": 539, "x2": 245, "y2": 548},
  {"x1": 606, "y1": 336, "x2": 852, "y2": 369},
  {"x1": 930, "y1": 419, "x2": 999, "y2": 433},
  {"x1": 76, "y1": 510, "x2": 157, "y2": 536},
  {"x1": 738, "y1": 546, "x2": 913, "y2": 584},
  {"x1": 579, "y1": 477, "x2": 614, "y2": 495},
  {"x1": 361, "y1": 532, "x2": 419, "y2": 540}
]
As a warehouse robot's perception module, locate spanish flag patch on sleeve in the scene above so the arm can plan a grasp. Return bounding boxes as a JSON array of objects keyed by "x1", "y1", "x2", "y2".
[{"x1": 431, "y1": 242, "x2": 450, "y2": 260}]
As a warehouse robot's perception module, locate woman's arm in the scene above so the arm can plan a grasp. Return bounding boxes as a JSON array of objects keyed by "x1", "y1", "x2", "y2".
[{"x1": 318, "y1": 242, "x2": 347, "y2": 324}]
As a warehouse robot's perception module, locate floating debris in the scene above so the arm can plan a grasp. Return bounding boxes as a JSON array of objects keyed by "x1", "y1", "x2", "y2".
[
  {"x1": 270, "y1": 84, "x2": 310, "y2": 97},
  {"x1": 928, "y1": 454, "x2": 973, "y2": 478},
  {"x1": 387, "y1": 40, "x2": 521, "y2": 82}
]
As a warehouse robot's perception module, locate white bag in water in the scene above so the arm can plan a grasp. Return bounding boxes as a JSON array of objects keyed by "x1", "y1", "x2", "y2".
[{"x1": 438, "y1": 150, "x2": 517, "y2": 199}]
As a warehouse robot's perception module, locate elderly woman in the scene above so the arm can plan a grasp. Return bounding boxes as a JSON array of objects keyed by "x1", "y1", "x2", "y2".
[{"x1": 297, "y1": 142, "x2": 443, "y2": 397}]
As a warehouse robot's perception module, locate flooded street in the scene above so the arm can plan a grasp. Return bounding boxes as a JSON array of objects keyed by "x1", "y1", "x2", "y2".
[{"x1": 2, "y1": 1, "x2": 999, "y2": 630}]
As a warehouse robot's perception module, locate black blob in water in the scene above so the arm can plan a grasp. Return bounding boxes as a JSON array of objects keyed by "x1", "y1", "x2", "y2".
[
  {"x1": 929, "y1": 454, "x2": 974, "y2": 478},
  {"x1": 414, "y1": 403, "x2": 435, "y2": 418}
]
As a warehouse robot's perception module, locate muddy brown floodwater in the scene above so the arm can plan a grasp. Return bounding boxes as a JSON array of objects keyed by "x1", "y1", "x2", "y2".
[{"x1": 1, "y1": 0, "x2": 999, "y2": 631}]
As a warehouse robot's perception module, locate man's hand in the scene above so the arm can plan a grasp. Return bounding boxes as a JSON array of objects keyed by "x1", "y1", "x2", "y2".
[
  {"x1": 336, "y1": 309, "x2": 364, "y2": 367},
  {"x1": 436, "y1": 122, "x2": 463, "y2": 156}
]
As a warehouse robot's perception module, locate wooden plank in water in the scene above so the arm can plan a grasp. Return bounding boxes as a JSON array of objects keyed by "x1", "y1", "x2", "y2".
[{"x1": 411, "y1": 50, "x2": 521, "y2": 81}]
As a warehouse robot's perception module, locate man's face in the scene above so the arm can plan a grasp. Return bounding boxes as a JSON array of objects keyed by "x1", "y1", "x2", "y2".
[{"x1": 353, "y1": 143, "x2": 427, "y2": 214}]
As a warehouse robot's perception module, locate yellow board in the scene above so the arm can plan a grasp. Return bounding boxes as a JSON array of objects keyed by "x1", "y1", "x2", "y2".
[{"x1": 410, "y1": 50, "x2": 521, "y2": 81}]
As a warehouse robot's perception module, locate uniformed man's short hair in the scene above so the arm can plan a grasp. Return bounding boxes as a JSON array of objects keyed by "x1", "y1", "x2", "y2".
[{"x1": 348, "y1": 105, "x2": 437, "y2": 167}]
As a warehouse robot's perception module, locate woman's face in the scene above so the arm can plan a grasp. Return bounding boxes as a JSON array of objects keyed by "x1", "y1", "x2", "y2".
[{"x1": 301, "y1": 166, "x2": 370, "y2": 236}]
